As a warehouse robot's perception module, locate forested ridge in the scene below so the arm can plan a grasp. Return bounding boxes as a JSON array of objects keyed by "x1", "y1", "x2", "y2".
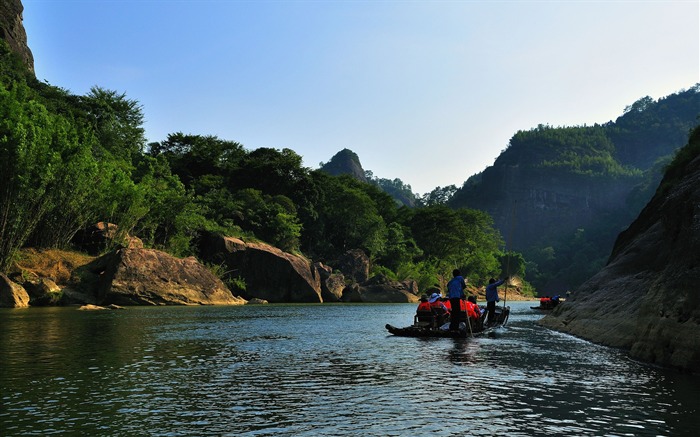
[
  {"x1": 446, "y1": 85, "x2": 700, "y2": 293},
  {"x1": 0, "y1": 40, "x2": 519, "y2": 294}
]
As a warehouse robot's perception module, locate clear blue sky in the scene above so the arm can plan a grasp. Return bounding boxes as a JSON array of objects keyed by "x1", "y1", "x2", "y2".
[{"x1": 23, "y1": 0, "x2": 699, "y2": 195}]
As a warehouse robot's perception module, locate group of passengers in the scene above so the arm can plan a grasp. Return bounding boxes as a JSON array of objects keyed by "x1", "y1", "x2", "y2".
[
  {"x1": 416, "y1": 269, "x2": 506, "y2": 331},
  {"x1": 539, "y1": 294, "x2": 561, "y2": 309}
]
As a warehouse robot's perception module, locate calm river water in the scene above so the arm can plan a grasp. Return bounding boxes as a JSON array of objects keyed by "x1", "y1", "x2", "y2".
[{"x1": 1, "y1": 301, "x2": 699, "y2": 436}]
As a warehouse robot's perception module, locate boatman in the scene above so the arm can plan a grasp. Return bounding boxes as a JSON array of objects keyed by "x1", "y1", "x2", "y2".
[
  {"x1": 485, "y1": 277, "x2": 506, "y2": 326},
  {"x1": 446, "y1": 269, "x2": 467, "y2": 331}
]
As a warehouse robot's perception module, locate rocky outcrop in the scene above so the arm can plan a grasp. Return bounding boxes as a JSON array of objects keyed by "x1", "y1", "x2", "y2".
[
  {"x1": 72, "y1": 222, "x2": 144, "y2": 255},
  {"x1": 199, "y1": 234, "x2": 322, "y2": 303},
  {"x1": 91, "y1": 248, "x2": 244, "y2": 306},
  {"x1": 540, "y1": 127, "x2": 700, "y2": 372},
  {"x1": 315, "y1": 262, "x2": 345, "y2": 302},
  {"x1": 0, "y1": 273, "x2": 29, "y2": 307},
  {"x1": 336, "y1": 249, "x2": 370, "y2": 284},
  {"x1": 320, "y1": 148, "x2": 367, "y2": 183},
  {"x1": 343, "y1": 276, "x2": 419, "y2": 303},
  {"x1": 0, "y1": 0, "x2": 33, "y2": 74},
  {"x1": 24, "y1": 277, "x2": 62, "y2": 306}
]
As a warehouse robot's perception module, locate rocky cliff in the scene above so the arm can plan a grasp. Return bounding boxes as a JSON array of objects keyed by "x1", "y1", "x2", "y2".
[
  {"x1": 463, "y1": 165, "x2": 639, "y2": 251},
  {"x1": 198, "y1": 234, "x2": 324, "y2": 303},
  {"x1": 320, "y1": 148, "x2": 368, "y2": 182},
  {"x1": 540, "y1": 126, "x2": 700, "y2": 373},
  {"x1": 0, "y1": 0, "x2": 33, "y2": 74}
]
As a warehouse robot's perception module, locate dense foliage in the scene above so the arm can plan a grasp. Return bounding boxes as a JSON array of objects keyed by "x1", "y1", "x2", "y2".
[
  {"x1": 0, "y1": 42, "x2": 509, "y2": 290},
  {"x1": 448, "y1": 84, "x2": 700, "y2": 293}
]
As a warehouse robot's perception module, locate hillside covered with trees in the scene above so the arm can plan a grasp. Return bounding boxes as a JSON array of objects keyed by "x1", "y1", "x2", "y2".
[
  {"x1": 448, "y1": 85, "x2": 700, "y2": 293},
  {"x1": 0, "y1": 39, "x2": 516, "y2": 295}
]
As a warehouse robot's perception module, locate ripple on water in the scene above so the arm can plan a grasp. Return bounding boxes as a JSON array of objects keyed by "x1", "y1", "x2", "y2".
[{"x1": 1, "y1": 303, "x2": 698, "y2": 436}]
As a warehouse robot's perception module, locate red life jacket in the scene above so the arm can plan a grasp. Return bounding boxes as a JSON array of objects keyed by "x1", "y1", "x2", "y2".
[
  {"x1": 430, "y1": 300, "x2": 448, "y2": 313},
  {"x1": 417, "y1": 301, "x2": 431, "y2": 311},
  {"x1": 466, "y1": 301, "x2": 480, "y2": 319},
  {"x1": 459, "y1": 299, "x2": 468, "y2": 312}
]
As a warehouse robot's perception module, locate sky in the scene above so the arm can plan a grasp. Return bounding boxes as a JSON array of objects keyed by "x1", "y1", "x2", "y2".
[{"x1": 22, "y1": 0, "x2": 699, "y2": 195}]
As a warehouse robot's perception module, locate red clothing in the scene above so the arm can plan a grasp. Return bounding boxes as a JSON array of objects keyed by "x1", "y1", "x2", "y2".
[
  {"x1": 466, "y1": 301, "x2": 480, "y2": 319},
  {"x1": 430, "y1": 300, "x2": 449, "y2": 313},
  {"x1": 417, "y1": 301, "x2": 431, "y2": 311},
  {"x1": 442, "y1": 300, "x2": 452, "y2": 311}
]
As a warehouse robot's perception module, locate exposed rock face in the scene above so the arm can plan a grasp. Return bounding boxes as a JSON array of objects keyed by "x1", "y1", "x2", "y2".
[
  {"x1": 336, "y1": 249, "x2": 370, "y2": 284},
  {"x1": 471, "y1": 166, "x2": 637, "y2": 252},
  {"x1": 23, "y1": 277, "x2": 60, "y2": 299},
  {"x1": 72, "y1": 222, "x2": 144, "y2": 255},
  {"x1": 343, "y1": 276, "x2": 419, "y2": 303},
  {"x1": 0, "y1": 273, "x2": 30, "y2": 308},
  {"x1": 320, "y1": 148, "x2": 367, "y2": 182},
  {"x1": 24, "y1": 277, "x2": 62, "y2": 306},
  {"x1": 199, "y1": 235, "x2": 322, "y2": 303},
  {"x1": 0, "y1": 0, "x2": 34, "y2": 74},
  {"x1": 93, "y1": 248, "x2": 244, "y2": 305},
  {"x1": 540, "y1": 129, "x2": 700, "y2": 372},
  {"x1": 315, "y1": 262, "x2": 345, "y2": 302}
]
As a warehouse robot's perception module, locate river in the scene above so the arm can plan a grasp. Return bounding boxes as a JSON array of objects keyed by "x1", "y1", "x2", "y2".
[{"x1": 1, "y1": 301, "x2": 698, "y2": 436}]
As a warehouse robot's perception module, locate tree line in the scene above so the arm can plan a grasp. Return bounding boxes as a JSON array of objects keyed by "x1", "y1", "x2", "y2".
[{"x1": 0, "y1": 41, "x2": 523, "y2": 293}]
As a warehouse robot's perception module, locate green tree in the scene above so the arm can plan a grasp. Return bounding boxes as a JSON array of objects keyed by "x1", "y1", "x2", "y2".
[
  {"x1": 311, "y1": 175, "x2": 388, "y2": 259},
  {"x1": 231, "y1": 188, "x2": 302, "y2": 252},
  {"x1": 80, "y1": 86, "x2": 146, "y2": 165},
  {"x1": 0, "y1": 82, "x2": 101, "y2": 268}
]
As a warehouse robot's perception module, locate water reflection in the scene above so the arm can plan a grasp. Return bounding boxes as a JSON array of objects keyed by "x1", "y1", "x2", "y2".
[{"x1": 1, "y1": 303, "x2": 699, "y2": 436}]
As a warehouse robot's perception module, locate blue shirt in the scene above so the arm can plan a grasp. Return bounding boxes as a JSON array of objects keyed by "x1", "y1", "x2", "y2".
[
  {"x1": 485, "y1": 279, "x2": 505, "y2": 302},
  {"x1": 446, "y1": 276, "x2": 466, "y2": 299}
]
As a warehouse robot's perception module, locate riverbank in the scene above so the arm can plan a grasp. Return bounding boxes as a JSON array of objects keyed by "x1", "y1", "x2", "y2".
[{"x1": 5, "y1": 248, "x2": 535, "y2": 306}]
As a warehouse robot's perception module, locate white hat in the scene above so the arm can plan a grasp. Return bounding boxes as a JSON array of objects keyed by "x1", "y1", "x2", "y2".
[{"x1": 428, "y1": 292, "x2": 442, "y2": 303}]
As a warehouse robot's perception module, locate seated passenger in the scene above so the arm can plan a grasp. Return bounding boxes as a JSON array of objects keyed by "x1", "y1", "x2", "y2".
[
  {"x1": 416, "y1": 295, "x2": 431, "y2": 312},
  {"x1": 429, "y1": 292, "x2": 450, "y2": 325},
  {"x1": 441, "y1": 297, "x2": 452, "y2": 312}
]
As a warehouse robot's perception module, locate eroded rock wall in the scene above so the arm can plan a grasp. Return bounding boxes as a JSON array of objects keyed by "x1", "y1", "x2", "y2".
[
  {"x1": 540, "y1": 129, "x2": 700, "y2": 372},
  {"x1": 0, "y1": 0, "x2": 34, "y2": 74}
]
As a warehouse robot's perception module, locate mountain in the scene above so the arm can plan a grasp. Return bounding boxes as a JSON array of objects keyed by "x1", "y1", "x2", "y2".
[
  {"x1": 540, "y1": 125, "x2": 700, "y2": 373},
  {"x1": 0, "y1": 0, "x2": 33, "y2": 74},
  {"x1": 448, "y1": 85, "x2": 700, "y2": 293},
  {"x1": 320, "y1": 148, "x2": 417, "y2": 207},
  {"x1": 319, "y1": 148, "x2": 368, "y2": 183}
]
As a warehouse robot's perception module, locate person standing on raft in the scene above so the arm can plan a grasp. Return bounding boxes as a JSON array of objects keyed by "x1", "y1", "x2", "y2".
[
  {"x1": 485, "y1": 277, "x2": 505, "y2": 325},
  {"x1": 447, "y1": 269, "x2": 467, "y2": 331}
]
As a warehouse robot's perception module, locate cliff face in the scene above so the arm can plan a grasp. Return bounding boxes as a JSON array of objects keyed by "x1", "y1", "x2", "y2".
[
  {"x1": 540, "y1": 127, "x2": 700, "y2": 373},
  {"x1": 470, "y1": 165, "x2": 638, "y2": 251},
  {"x1": 0, "y1": 0, "x2": 34, "y2": 74},
  {"x1": 320, "y1": 148, "x2": 368, "y2": 183}
]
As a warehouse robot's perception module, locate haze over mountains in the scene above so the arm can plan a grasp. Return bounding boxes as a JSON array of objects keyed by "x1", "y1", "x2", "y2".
[{"x1": 322, "y1": 85, "x2": 700, "y2": 292}]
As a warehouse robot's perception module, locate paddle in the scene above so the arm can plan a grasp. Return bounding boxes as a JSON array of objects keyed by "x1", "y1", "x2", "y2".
[{"x1": 503, "y1": 200, "x2": 517, "y2": 316}]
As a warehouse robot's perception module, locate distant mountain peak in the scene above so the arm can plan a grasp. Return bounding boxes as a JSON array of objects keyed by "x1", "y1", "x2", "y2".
[{"x1": 319, "y1": 148, "x2": 367, "y2": 183}]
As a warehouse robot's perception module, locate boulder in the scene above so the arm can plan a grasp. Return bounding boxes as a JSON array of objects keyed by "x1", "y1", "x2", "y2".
[
  {"x1": 92, "y1": 248, "x2": 245, "y2": 306},
  {"x1": 314, "y1": 262, "x2": 345, "y2": 302},
  {"x1": 72, "y1": 222, "x2": 143, "y2": 255},
  {"x1": 0, "y1": 273, "x2": 30, "y2": 308},
  {"x1": 246, "y1": 298, "x2": 268, "y2": 305},
  {"x1": 78, "y1": 304, "x2": 108, "y2": 311},
  {"x1": 541, "y1": 130, "x2": 700, "y2": 372},
  {"x1": 336, "y1": 249, "x2": 370, "y2": 283},
  {"x1": 342, "y1": 277, "x2": 420, "y2": 303},
  {"x1": 25, "y1": 277, "x2": 63, "y2": 306},
  {"x1": 198, "y1": 234, "x2": 322, "y2": 303}
]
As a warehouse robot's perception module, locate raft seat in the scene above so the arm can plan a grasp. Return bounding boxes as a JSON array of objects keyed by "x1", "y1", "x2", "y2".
[{"x1": 414, "y1": 310, "x2": 435, "y2": 327}]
